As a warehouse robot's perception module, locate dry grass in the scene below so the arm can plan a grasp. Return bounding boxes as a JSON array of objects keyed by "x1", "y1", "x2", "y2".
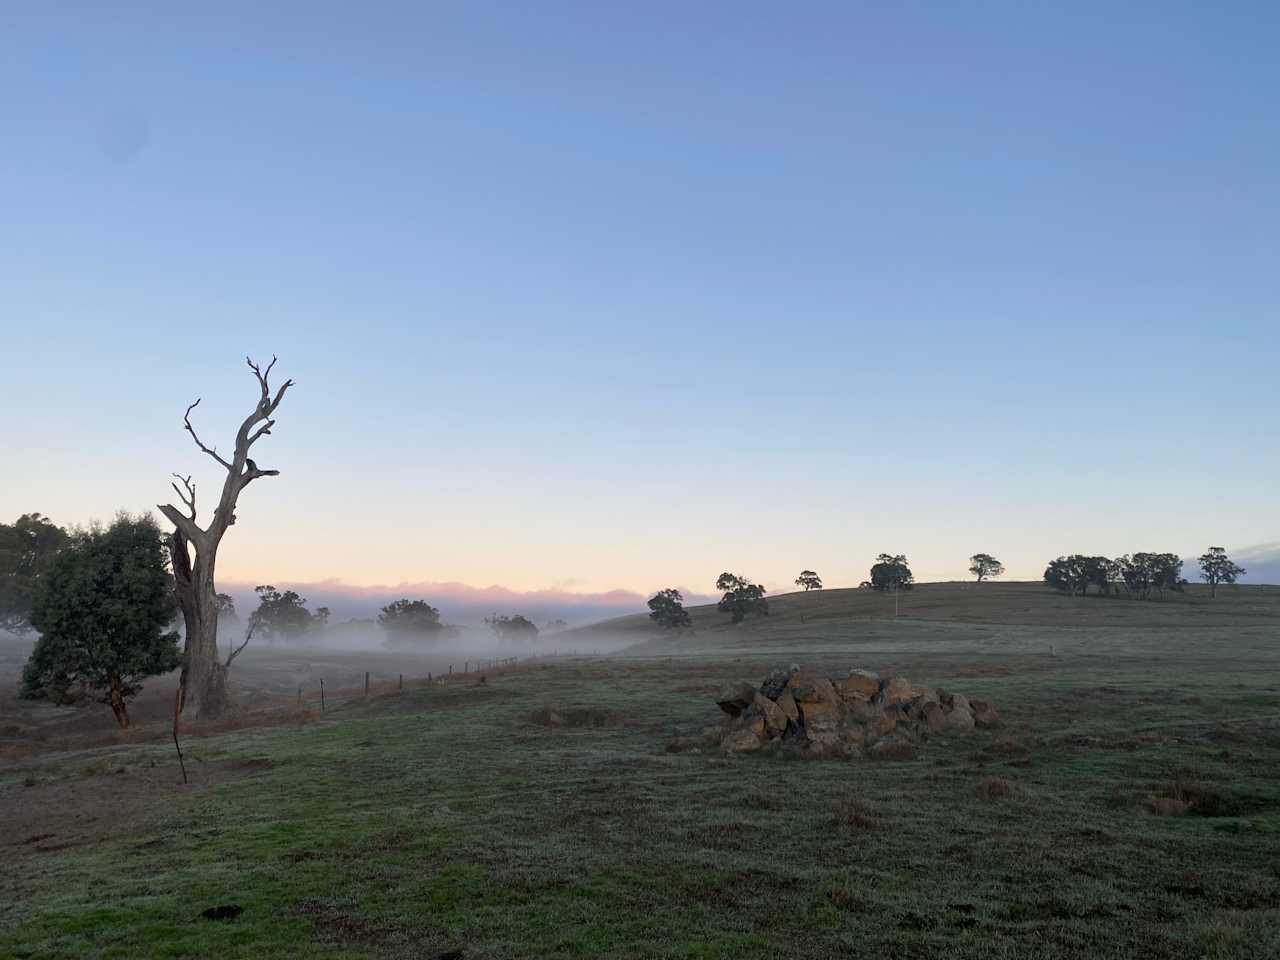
[
  {"x1": 1147, "y1": 780, "x2": 1255, "y2": 818},
  {"x1": 529, "y1": 704, "x2": 623, "y2": 728},
  {"x1": 976, "y1": 776, "x2": 1015, "y2": 800},
  {"x1": 870, "y1": 738, "x2": 916, "y2": 761},
  {"x1": 989, "y1": 734, "x2": 1026, "y2": 755},
  {"x1": 832, "y1": 796, "x2": 881, "y2": 829}
]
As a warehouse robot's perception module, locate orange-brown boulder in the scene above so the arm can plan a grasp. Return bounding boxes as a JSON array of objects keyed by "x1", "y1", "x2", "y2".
[
  {"x1": 879, "y1": 676, "x2": 915, "y2": 705},
  {"x1": 753, "y1": 692, "x2": 787, "y2": 738},
  {"x1": 840, "y1": 670, "x2": 881, "y2": 701}
]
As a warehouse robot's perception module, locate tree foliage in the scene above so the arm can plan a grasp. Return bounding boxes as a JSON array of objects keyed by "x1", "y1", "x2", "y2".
[
  {"x1": 715, "y1": 573, "x2": 768, "y2": 623},
  {"x1": 0, "y1": 513, "x2": 70, "y2": 632},
  {"x1": 1043, "y1": 555, "x2": 1114, "y2": 595},
  {"x1": 968, "y1": 553, "x2": 1004, "y2": 582},
  {"x1": 869, "y1": 554, "x2": 913, "y2": 592},
  {"x1": 214, "y1": 592, "x2": 238, "y2": 622},
  {"x1": 1117, "y1": 553, "x2": 1184, "y2": 600},
  {"x1": 1198, "y1": 547, "x2": 1245, "y2": 598},
  {"x1": 1044, "y1": 552, "x2": 1183, "y2": 600},
  {"x1": 249, "y1": 585, "x2": 321, "y2": 641},
  {"x1": 19, "y1": 514, "x2": 181, "y2": 727},
  {"x1": 485, "y1": 614, "x2": 539, "y2": 642},
  {"x1": 378, "y1": 599, "x2": 444, "y2": 642},
  {"x1": 648, "y1": 588, "x2": 692, "y2": 628},
  {"x1": 794, "y1": 570, "x2": 823, "y2": 591}
]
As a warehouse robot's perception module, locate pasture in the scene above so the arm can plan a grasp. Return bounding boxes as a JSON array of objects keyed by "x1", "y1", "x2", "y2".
[{"x1": 3, "y1": 582, "x2": 1279, "y2": 958}]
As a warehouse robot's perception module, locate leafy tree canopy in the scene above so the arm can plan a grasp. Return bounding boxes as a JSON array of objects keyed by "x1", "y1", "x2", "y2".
[
  {"x1": 648, "y1": 588, "x2": 692, "y2": 628},
  {"x1": 0, "y1": 513, "x2": 70, "y2": 632},
  {"x1": 794, "y1": 570, "x2": 823, "y2": 591},
  {"x1": 1043, "y1": 555, "x2": 1114, "y2": 596},
  {"x1": 869, "y1": 554, "x2": 913, "y2": 592},
  {"x1": 378, "y1": 599, "x2": 444, "y2": 636},
  {"x1": 968, "y1": 553, "x2": 1005, "y2": 582},
  {"x1": 715, "y1": 573, "x2": 769, "y2": 623},
  {"x1": 249, "y1": 585, "x2": 321, "y2": 641},
  {"x1": 485, "y1": 614, "x2": 539, "y2": 642},
  {"x1": 1198, "y1": 547, "x2": 1245, "y2": 598},
  {"x1": 20, "y1": 514, "x2": 180, "y2": 727},
  {"x1": 215, "y1": 592, "x2": 238, "y2": 622}
]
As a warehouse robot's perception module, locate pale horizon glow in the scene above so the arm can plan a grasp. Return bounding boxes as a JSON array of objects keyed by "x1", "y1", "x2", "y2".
[{"x1": 2, "y1": 3, "x2": 1277, "y2": 599}]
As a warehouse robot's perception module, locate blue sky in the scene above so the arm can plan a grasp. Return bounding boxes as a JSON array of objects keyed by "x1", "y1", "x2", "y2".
[{"x1": 2, "y1": 2, "x2": 1277, "y2": 597}]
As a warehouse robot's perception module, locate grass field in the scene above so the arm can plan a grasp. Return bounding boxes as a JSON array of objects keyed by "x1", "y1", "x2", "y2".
[{"x1": 3, "y1": 583, "x2": 1279, "y2": 958}]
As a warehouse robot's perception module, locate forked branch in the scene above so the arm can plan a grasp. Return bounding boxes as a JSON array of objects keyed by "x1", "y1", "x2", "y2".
[{"x1": 170, "y1": 474, "x2": 196, "y2": 521}]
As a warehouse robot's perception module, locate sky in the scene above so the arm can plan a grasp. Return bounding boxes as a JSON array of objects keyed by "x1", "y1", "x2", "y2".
[{"x1": 2, "y1": 2, "x2": 1278, "y2": 609}]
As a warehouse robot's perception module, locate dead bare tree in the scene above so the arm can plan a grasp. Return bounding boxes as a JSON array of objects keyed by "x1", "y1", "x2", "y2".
[{"x1": 158, "y1": 357, "x2": 294, "y2": 719}]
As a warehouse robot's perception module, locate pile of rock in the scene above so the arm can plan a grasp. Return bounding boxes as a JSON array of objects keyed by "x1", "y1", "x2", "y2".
[{"x1": 713, "y1": 667, "x2": 1000, "y2": 758}]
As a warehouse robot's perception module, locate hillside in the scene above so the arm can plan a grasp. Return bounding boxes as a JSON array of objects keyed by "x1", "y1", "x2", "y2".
[{"x1": 567, "y1": 581, "x2": 1280, "y2": 657}]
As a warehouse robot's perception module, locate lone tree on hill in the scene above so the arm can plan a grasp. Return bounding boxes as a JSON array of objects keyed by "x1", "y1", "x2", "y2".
[
  {"x1": 20, "y1": 514, "x2": 181, "y2": 727},
  {"x1": 378, "y1": 599, "x2": 445, "y2": 643},
  {"x1": 869, "y1": 554, "x2": 913, "y2": 592},
  {"x1": 968, "y1": 554, "x2": 1004, "y2": 582},
  {"x1": 486, "y1": 614, "x2": 539, "y2": 642},
  {"x1": 794, "y1": 570, "x2": 823, "y2": 591},
  {"x1": 158, "y1": 356, "x2": 294, "y2": 720},
  {"x1": 716, "y1": 573, "x2": 769, "y2": 623},
  {"x1": 0, "y1": 513, "x2": 70, "y2": 632},
  {"x1": 648, "y1": 588, "x2": 692, "y2": 628},
  {"x1": 1199, "y1": 547, "x2": 1245, "y2": 598}
]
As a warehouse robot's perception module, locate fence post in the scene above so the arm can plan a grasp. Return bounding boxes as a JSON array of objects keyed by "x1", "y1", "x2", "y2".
[
  {"x1": 320, "y1": 678, "x2": 325, "y2": 713},
  {"x1": 399, "y1": 673, "x2": 403, "y2": 693},
  {"x1": 365, "y1": 671, "x2": 370, "y2": 697},
  {"x1": 297, "y1": 686, "x2": 302, "y2": 708}
]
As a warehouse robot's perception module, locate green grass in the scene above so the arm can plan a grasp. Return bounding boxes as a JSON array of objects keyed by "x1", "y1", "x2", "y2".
[{"x1": 4, "y1": 586, "x2": 1280, "y2": 958}]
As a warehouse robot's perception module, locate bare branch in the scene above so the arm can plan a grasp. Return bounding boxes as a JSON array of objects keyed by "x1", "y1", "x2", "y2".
[
  {"x1": 157, "y1": 503, "x2": 203, "y2": 547},
  {"x1": 170, "y1": 474, "x2": 196, "y2": 520},
  {"x1": 246, "y1": 420, "x2": 275, "y2": 447},
  {"x1": 240, "y1": 461, "x2": 281, "y2": 489},
  {"x1": 183, "y1": 399, "x2": 232, "y2": 470},
  {"x1": 225, "y1": 622, "x2": 253, "y2": 668}
]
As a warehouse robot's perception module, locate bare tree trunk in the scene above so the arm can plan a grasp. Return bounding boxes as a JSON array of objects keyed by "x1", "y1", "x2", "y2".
[
  {"x1": 159, "y1": 357, "x2": 293, "y2": 721},
  {"x1": 109, "y1": 674, "x2": 131, "y2": 728}
]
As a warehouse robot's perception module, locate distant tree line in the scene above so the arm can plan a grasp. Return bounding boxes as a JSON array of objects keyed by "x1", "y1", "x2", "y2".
[{"x1": 1042, "y1": 548, "x2": 1244, "y2": 601}]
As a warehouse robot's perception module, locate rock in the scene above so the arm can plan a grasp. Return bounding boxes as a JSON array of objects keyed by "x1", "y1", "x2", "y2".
[
  {"x1": 753, "y1": 692, "x2": 787, "y2": 738},
  {"x1": 949, "y1": 693, "x2": 972, "y2": 713},
  {"x1": 786, "y1": 672, "x2": 832, "y2": 703},
  {"x1": 920, "y1": 701, "x2": 947, "y2": 732},
  {"x1": 776, "y1": 688, "x2": 800, "y2": 725},
  {"x1": 759, "y1": 668, "x2": 794, "y2": 700},
  {"x1": 841, "y1": 723, "x2": 867, "y2": 747},
  {"x1": 945, "y1": 705, "x2": 975, "y2": 732},
  {"x1": 874, "y1": 710, "x2": 898, "y2": 737},
  {"x1": 716, "y1": 681, "x2": 758, "y2": 717},
  {"x1": 900, "y1": 695, "x2": 932, "y2": 721},
  {"x1": 879, "y1": 676, "x2": 915, "y2": 706},
  {"x1": 840, "y1": 670, "x2": 880, "y2": 701},
  {"x1": 799, "y1": 698, "x2": 841, "y2": 737},
  {"x1": 844, "y1": 697, "x2": 880, "y2": 721},
  {"x1": 970, "y1": 700, "x2": 1001, "y2": 728}
]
